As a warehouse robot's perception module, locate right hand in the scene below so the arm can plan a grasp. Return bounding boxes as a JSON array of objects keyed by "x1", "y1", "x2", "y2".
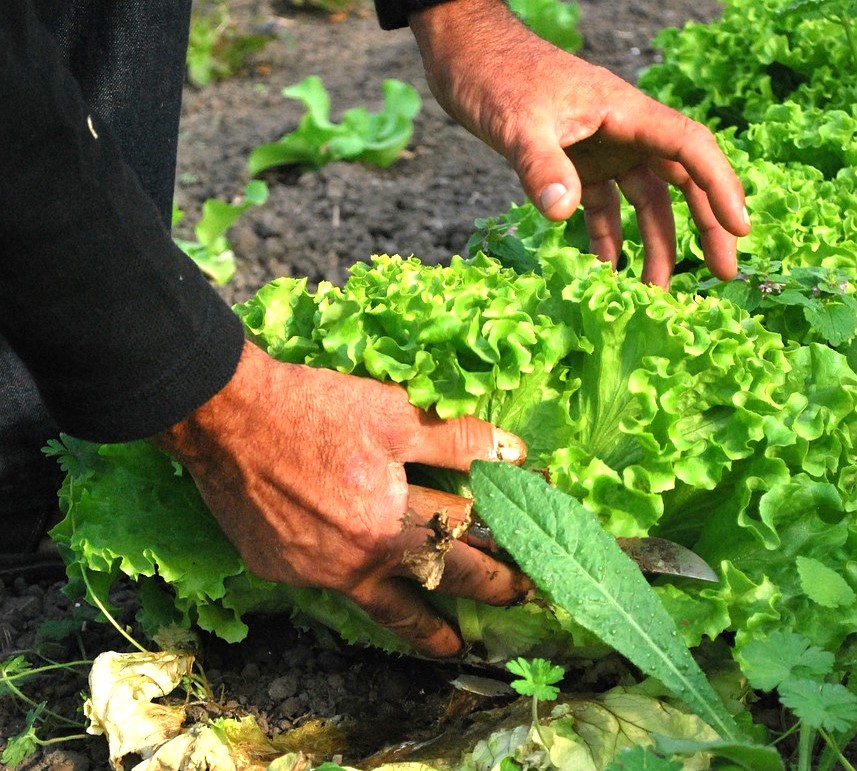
[
  {"x1": 409, "y1": 0, "x2": 751, "y2": 287},
  {"x1": 152, "y1": 339, "x2": 533, "y2": 658}
]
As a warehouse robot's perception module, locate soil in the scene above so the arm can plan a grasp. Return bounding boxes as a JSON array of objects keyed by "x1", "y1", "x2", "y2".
[{"x1": 0, "y1": 0, "x2": 725, "y2": 768}]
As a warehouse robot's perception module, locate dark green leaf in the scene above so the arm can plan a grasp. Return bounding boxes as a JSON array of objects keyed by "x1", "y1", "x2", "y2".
[
  {"x1": 470, "y1": 461, "x2": 740, "y2": 740},
  {"x1": 604, "y1": 746, "x2": 683, "y2": 771},
  {"x1": 803, "y1": 301, "x2": 857, "y2": 346},
  {"x1": 738, "y1": 630, "x2": 834, "y2": 691}
]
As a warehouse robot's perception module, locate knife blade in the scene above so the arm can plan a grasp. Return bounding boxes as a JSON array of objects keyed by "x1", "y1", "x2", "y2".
[{"x1": 614, "y1": 536, "x2": 719, "y2": 582}]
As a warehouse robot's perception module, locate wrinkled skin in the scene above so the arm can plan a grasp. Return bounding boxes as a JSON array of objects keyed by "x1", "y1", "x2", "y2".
[
  {"x1": 409, "y1": 0, "x2": 751, "y2": 287},
  {"x1": 155, "y1": 0, "x2": 752, "y2": 658},
  {"x1": 153, "y1": 340, "x2": 532, "y2": 658}
]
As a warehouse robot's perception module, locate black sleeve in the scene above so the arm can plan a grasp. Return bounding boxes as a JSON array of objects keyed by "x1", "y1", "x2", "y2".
[
  {"x1": 0, "y1": 0, "x2": 246, "y2": 443},
  {"x1": 373, "y1": 0, "x2": 456, "y2": 30}
]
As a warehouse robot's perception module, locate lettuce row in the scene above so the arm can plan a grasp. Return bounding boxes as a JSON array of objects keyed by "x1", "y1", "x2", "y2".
[
  {"x1": 468, "y1": 0, "x2": 857, "y2": 355},
  {"x1": 48, "y1": 434, "x2": 418, "y2": 648},
  {"x1": 470, "y1": 141, "x2": 857, "y2": 283},
  {"x1": 51, "y1": 254, "x2": 857, "y2": 674},
  {"x1": 636, "y1": 0, "x2": 854, "y2": 132},
  {"x1": 234, "y1": 254, "x2": 857, "y2": 672}
]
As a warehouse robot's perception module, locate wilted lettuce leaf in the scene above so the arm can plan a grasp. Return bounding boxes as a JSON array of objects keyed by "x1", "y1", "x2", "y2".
[{"x1": 456, "y1": 688, "x2": 719, "y2": 771}]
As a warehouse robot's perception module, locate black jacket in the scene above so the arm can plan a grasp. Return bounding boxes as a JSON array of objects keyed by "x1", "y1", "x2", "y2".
[
  {"x1": 0, "y1": 0, "x2": 450, "y2": 443},
  {"x1": 0, "y1": 0, "x2": 245, "y2": 442}
]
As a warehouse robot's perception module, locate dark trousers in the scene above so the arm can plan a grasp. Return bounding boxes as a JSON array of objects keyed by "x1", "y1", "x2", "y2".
[{"x1": 1, "y1": 0, "x2": 192, "y2": 551}]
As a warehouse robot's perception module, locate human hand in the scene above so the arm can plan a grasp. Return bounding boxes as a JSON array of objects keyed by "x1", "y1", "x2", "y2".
[
  {"x1": 409, "y1": 0, "x2": 751, "y2": 288},
  {"x1": 151, "y1": 340, "x2": 532, "y2": 658}
]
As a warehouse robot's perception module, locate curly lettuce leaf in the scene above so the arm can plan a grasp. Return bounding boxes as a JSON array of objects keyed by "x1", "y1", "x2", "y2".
[{"x1": 51, "y1": 254, "x2": 857, "y2": 680}]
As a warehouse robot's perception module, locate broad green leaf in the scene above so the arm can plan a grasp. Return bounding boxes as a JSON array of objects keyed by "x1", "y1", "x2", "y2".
[
  {"x1": 470, "y1": 461, "x2": 740, "y2": 740},
  {"x1": 737, "y1": 629, "x2": 834, "y2": 691},
  {"x1": 803, "y1": 301, "x2": 857, "y2": 347},
  {"x1": 778, "y1": 679, "x2": 857, "y2": 732},
  {"x1": 653, "y1": 736, "x2": 784, "y2": 771},
  {"x1": 604, "y1": 746, "x2": 682, "y2": 771}
]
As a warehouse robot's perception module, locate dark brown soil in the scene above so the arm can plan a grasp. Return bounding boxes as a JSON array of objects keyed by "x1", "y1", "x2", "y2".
[{"x1": 0, "y1": 1, "x2": 724, "y2": 768}]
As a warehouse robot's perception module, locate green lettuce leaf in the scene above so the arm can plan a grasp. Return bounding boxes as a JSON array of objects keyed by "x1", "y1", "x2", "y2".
[
  {"x1": 50, "y1": 254, "x2": 857, "y2": 680},
  {"x1": 247, "y1": 76, "x2": 420, "y2": 174}
]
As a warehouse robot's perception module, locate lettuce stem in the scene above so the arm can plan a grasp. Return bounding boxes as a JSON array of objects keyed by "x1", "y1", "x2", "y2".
[{"x1": 80, "y1": 568, "x2": 147, "y2": 654}]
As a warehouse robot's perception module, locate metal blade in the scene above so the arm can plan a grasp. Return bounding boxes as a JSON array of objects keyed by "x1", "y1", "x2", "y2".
[{"x1": 615, "y1": 536, "x2": 719, "y2": 583}]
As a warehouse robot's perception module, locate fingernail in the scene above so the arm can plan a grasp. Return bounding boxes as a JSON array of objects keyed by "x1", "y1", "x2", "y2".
[
  {"x1": 539, "y1": 182, "x2": 568, "y2": 213},
  {"x1": 491, "y1": 429, "x2": 526, "y2": 464},
  {"x1": 742, "y1": 206, "x2": 751, "y2": 228}
]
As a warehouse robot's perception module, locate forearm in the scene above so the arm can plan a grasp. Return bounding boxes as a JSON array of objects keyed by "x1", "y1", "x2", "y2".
[{"x1": 0, "y1": 1, "x2": 245, "y2": 442}]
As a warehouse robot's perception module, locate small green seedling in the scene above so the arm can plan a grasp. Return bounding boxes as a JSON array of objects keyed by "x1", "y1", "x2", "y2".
[
  {"x1": 173, "y1": 180, "x2": 269, "y2": 285},
  {"x1": 0, "y1": 657, "x2": 90, "y2": 768},
  {"x1": 506, "y1": 656, "x2": 566, "y2": 749},
  {"x1": 186, "y1": 0, "x2": 272, "y2": 88},
  {"x1": 247, "y1": 76, "x2": 421, "y2": 174}
]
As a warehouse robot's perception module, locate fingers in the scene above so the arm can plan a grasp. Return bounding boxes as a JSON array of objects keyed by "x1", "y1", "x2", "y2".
[
  {"x1": 669, "y1": 121, "x2": 750, "y2": 240},
  {"x1": 351, "y1": 577, "x2": 465, "y2": 658},
  {"x1": 432, "y1": 540, "x2": 534, "y2": 604},
  {"x1": 653, "y1": 158, "x2": 740, "y2": 280},
  {"x1": 679, "y1": 176, "x2": 739, "y2": 281},
  {"x1": 351, "y1": 535, "x2": 534, "y2": 659},
  {"x1": 616, "y1": 102, "x2": 750, "y2": 239},
  {"x1": 580, "y1": 169, "x2": 677, "y2": 287},
  {"x1": 401, "y1": 411, "x2": 527, "y2": 471},
  {"x1": 407, "y1": 484, "x2": 473, "y2": 528},
  {"x1": 507, "y1": 126, "x2": 586, "y2": 222},
  {"x1": 581, "y1": 180, "x2": 622, "y2": 268},
  {"x1": 401, "y1": 485, "x2": 533, "y2": 604},
  {"x1": 616, "y1": 167, "x2": 676, "y2": 288}
]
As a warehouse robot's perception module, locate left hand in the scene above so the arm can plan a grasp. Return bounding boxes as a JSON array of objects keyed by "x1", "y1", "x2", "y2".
[
  {"x1": 409, "y1": 0, "x2": 751, "y2": 287},
  {"x1": 152, "y1": 340, "x2": 532, "y2": 659}
]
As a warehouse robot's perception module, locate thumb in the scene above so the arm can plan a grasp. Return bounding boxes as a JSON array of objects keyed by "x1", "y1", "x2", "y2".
[{"x1": 512, "y1": 134, "x2": 584, "y2": 221}]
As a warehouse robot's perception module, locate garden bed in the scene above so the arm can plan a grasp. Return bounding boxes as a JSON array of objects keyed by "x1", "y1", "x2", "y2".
[{"x1": 0, "y1": 0, "x2": 734, "y2": 768}]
